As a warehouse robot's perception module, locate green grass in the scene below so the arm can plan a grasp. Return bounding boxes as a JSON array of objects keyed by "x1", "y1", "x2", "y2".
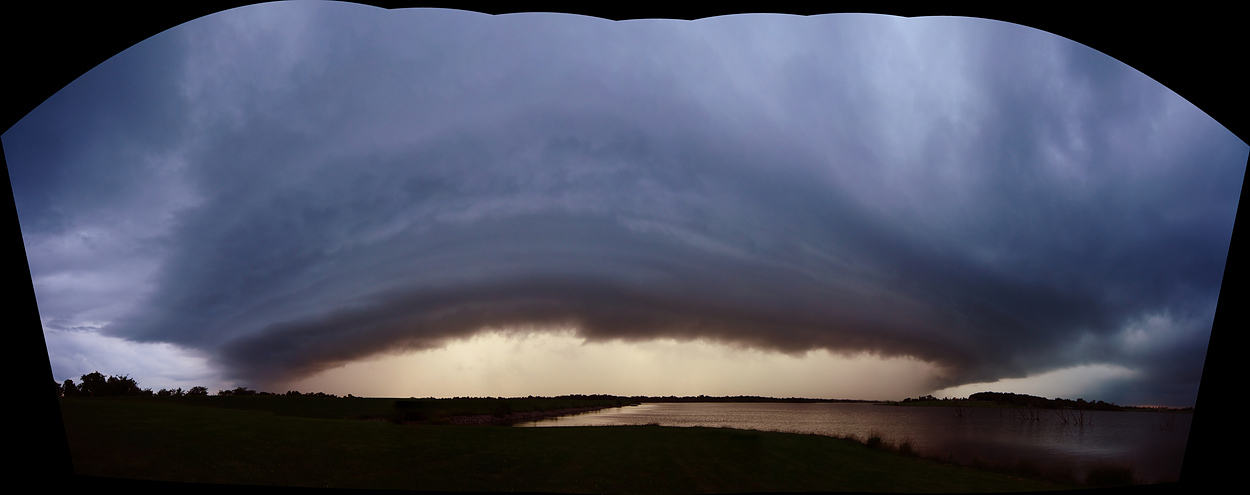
[
  {"x1": 137, "y1": 394, "x2": 631, "y2": 422},
  {"x1": 60, "y1": 397, "x2": 1078, "y2": 493}
]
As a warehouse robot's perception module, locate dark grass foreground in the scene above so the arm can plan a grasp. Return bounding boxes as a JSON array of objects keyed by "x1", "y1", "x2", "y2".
[
  {"x1": 112, "y1": 394, "x2": 636, "y2": 426},
  {"x1": 58, "y1": 398, "x2": 1077, "y2": 493}
]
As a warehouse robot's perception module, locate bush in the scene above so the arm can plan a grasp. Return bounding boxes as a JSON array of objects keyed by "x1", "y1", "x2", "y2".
[
  {"x1": 897, "y1": 438, "x2": 915, "y2": 456},
  {"x1": 1086, "y1": 464, "x2": 1135, "y2": 486}
]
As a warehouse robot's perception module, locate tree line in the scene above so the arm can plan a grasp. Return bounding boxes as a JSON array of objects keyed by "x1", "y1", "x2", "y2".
[
  {"x1": 57, "y1": 371, "x2": 207, "y2": 398},
  {"x1": 966, "y1": 391, "x2": 1126, "y2": 411},
  {"x1": 56, "y1": 371, "x2": 343, "y2": 398},
  {"x1": 898, "y1": 392, "x2": 1130, "y2": 411}
]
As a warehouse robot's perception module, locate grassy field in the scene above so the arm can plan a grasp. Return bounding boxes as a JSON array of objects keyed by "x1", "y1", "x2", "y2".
[
  {"x1": 57, "y1": 397, "x2": 1083, "y2": 493},
  {"x1": 129, "y1": 394, "x2": 634, "y2": 423}
]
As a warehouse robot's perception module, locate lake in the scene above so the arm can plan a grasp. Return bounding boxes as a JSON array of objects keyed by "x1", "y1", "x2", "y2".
[{"x1": 516, "y1": 402, "x2": 1191, "y2": 484}]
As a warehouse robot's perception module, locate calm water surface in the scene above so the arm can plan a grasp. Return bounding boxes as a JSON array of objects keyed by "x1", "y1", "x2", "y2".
[{"x1": 517, "y1": 402, "x2": 1191, "y2": 483}]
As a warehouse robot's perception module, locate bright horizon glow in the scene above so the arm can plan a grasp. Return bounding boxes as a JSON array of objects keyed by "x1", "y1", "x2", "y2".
[
  {"x1": 44, "y1": 326, "x2": 1173, "y2": 405},
  {"x1": 277, "y1": 329, "x2": 943, "y2": 400}
]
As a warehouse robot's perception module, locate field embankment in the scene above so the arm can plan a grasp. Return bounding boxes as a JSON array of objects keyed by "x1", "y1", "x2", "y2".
[
  {"x1": 59, "y1": 397, "x2": 1075, "y2": 493},
  {"x1": 121, "y1": 394, "x2": 633, "y2": 424}
]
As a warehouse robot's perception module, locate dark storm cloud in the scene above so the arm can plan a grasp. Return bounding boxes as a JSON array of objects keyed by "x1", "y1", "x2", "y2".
[
  {"x1": 5, "y1": 25, "x2": 192, "y2": 235},
  {"x1": 7, "y1": 3, "x2": 1244, "y2": 404}
]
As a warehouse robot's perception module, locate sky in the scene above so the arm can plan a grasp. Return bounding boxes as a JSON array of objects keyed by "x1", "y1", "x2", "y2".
[{"x1": 5, "y1": 2, "x2": 1245, "y2": 406}]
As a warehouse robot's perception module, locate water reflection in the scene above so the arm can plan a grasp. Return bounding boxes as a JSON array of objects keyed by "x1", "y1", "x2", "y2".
[{"x1": 517, "y1": 402, "x2": 1190, "y2": 483}]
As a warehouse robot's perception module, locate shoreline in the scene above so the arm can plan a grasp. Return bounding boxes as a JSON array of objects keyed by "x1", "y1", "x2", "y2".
[{"x1": 402, "y1": 405, "x2": 628, "y2": 426}]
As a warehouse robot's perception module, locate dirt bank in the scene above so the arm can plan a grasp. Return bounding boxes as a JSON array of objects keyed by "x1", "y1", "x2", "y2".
[{"x1": 442, "y1": 405, "x2": 626, "y2": 425}]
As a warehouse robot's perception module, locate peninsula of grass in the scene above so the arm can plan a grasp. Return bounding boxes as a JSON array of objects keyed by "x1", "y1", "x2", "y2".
[
  {"x1": 138, "y1": 394, "x2": 634, "y2": 424},
  {"x1": 60, "y1": 397, "x2": 1075, "y2": 493}
]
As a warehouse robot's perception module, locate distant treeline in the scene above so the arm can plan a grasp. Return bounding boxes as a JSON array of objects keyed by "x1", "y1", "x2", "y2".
[
  {"x1": 900, "y1": 392, "x2": 1192, "y2": 412},
  {"x1": 217, "y1": 388, "x2": 345, "y2": 398},
  {"x1": 56, "y1": 371, "x2": 343, "y2": 398},
  {"x1": 57, "y1": 371, "x2": 208, "y2": 398},
  {"x1": 967, "y1": 392, "x2": 1124, "y2": 411}
]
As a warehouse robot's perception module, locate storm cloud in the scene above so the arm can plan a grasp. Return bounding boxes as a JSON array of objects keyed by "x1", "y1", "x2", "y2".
[{"x1": 7, "y1": 3, "x2": 1245, "y2": 405}]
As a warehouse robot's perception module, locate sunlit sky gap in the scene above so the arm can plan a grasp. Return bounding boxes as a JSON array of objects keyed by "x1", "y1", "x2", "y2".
[{"x1": 6, "y1": 3, "x2": 1245, "y2": 407}]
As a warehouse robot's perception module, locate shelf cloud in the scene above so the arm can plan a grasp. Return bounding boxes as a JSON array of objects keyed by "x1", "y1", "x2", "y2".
[{"x1": 7, "y1": 3, "x2": 1244, "y2": 405}]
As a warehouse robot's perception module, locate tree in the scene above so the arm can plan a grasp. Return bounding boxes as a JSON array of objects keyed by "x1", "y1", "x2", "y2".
[
  {"x1": 72, "y1": 371, "x2": 148, "y2": 397},
  {"x1": 78, "y1": 371, "x2": 107, "y2": 397},
  {"x1": 62, "y1": 379, "x2": 79, "y2": 397},
  {"x1": 230, "y1": 387, "x2": 256, "y2": 396},
  {"x1": 105, "y1": 374, "x2": 140, "y2": 396},
  {"x1": 187, "y1": 386, "x2": 208, "y2": 396}
]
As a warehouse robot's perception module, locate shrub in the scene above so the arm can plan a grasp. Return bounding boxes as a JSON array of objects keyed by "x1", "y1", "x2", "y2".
[
  {"x1": 865, "y1": 433, "x2": 883, "y2": 450},
  {"x1": 896, "y1": 438, "x2": 915, "y2": 456},
  {"x1": 1086, "y1": 463, "x2": 1135, "y2": 486}
]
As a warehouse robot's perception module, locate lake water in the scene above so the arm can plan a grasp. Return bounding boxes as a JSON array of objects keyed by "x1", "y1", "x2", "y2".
[{"x1": 516, "y1": 402, "x2": 1191, "y2": 484}]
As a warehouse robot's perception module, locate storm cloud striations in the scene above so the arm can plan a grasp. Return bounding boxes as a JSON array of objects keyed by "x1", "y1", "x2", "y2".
[{"x1": 6, "y1": 4, "x2": 1244, "y2": 404}]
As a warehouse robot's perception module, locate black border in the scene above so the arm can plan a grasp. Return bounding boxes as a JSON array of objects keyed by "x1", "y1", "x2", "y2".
[{"x1": 7, "y1": 2, "x2": 1243, "y2": 494}]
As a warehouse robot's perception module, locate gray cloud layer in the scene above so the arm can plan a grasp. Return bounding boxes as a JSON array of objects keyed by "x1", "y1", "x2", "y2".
[{"x1": 6, "y1": 4, "x2": 1245, "y2": 405}]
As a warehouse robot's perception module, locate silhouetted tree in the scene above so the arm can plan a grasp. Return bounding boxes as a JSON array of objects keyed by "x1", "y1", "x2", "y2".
[
  {"x1": 187, "y1": 386, "x2": 208, "y2": 396},
  {"x1": 105, "y1": 374, "x2": 140, "y2": 396},
  {"x1": 54, "y1": 380, "x2": 63, "y2": 397},
  {"x1": 71, "y1": 371, "x2": 148, "y2": 397},
  {"x1": 62, "y1": 379, "x2": 79, "y2": 397},
  {"x1": 78, "y1": 371, "x2": 107, "y2": 397}
]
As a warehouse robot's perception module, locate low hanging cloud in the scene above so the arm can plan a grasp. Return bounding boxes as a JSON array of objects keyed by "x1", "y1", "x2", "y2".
[{"x1": 7, "y1": 3, "x2": 1245, "y2": 405}]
